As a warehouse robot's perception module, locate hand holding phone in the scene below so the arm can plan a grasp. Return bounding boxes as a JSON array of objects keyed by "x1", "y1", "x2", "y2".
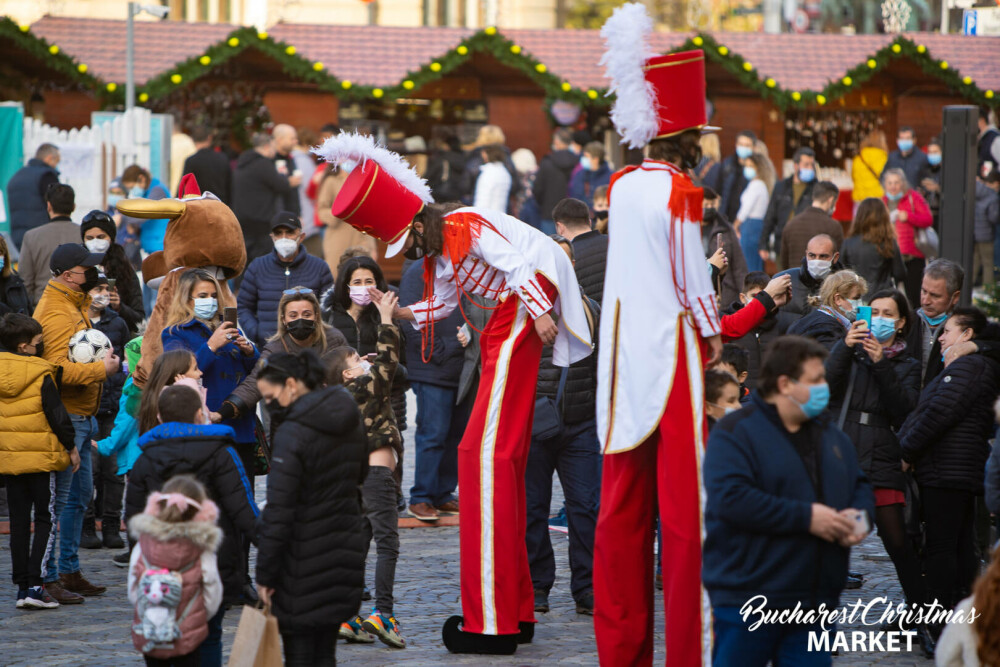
[
  {"x1": 223, "y1": 307, "x2": 238, "y2": 326},
  {"x1": 715, "y1": 233, "x2": 723, "y2": 251},
  {"x1": 856, "y1": 305, "x2": 872, "y2": 332}
]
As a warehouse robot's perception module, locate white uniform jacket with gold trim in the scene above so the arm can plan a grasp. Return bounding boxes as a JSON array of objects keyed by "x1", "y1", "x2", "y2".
[
  {"x1": 408, "y1": 207, "x2": 593, "y2": 367},
  {"x1": 597, "y1": 161, "x2": 722, "y2": 455}
]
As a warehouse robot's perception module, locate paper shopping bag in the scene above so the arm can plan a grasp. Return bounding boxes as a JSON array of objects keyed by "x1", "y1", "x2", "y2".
[{"x1": 227, "y1": 603, "x2": 282, "y2": 667}]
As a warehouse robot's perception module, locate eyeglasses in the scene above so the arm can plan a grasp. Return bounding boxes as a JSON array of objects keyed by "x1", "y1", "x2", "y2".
[{"x1": 283, "y1": 288, "x2": 314, "y2": 297}]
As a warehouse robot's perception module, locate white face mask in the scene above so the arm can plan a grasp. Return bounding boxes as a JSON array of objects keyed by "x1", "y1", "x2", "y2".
[
  {"x1": 85, "y1": 238, "x2": 111, "y2": 254},
  {"x1": 274, "y1": 238, "x2": 298, "y2": 259},
  {"x1": 90, "y1": 293, "x2": 111, "y2": 308},
  {"x1": 807, "y1": 259, "x2": 832, "y2": 280}
]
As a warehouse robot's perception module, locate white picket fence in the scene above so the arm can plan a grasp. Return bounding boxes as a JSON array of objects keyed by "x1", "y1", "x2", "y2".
[{"x1": 21, "y1": 108, "x2": 152, "y2": 220}]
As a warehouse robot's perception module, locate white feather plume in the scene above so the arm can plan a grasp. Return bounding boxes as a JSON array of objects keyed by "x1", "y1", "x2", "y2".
[
  {"x1": 599, "y1": 2, "x2": 660, "y2": 149},
  {"x1": 312, "y1": 132, "x2": 433, "y2": 204}
]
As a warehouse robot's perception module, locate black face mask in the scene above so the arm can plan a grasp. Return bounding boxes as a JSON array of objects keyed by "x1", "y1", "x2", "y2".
[
  {"x1": 78, "y1": 266, "x2": 100, "y2": 293},
  {"x1": 681, "y1": 145, "x2": 703, "y2": 171},
  {"x1": 265, "y1": 398, "x2": 289, "y2": 425},
  {"x1": 595, "y1": 210, "x2": 609, "y2": 222},
  {"x1": 703, "y1": 208, "x2": 718, "y2": 225},
  {"x1": 286, "y1": 318, "x2": 317, "y2": 342},
  {"x1": 403, "y1": 230, "x2": 426, "y2": 261},
  {"x1": 33, "y1": 342, "x2": 45, "y2": 358}
]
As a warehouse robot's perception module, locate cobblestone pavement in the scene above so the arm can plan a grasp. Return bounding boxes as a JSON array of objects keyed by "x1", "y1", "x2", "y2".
[{"x1": 0, "y1": 393, "x2": 939, "y2": 665}]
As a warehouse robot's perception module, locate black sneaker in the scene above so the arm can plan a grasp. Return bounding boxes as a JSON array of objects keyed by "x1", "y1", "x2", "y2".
[
  {"x1": 534, "y1": 588, "x2": 549, "y2": 613},
  {"x1": 80, "y1": 519, "x2": 102, "y2": 550},
  {"x1": 112, "y1": 551, "x2": 131, "y2": 568},
  {"x1": 21, "y1": 586, "x2": 59, "y2": 610},
  {"x1": 575, "y1": 590, "x2": 594, "y2": 616}
]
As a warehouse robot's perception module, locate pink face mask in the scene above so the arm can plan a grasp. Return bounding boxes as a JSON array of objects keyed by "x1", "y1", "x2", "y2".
[{"x1": 349, "y1": 285, "x2": 372, "y2": 306}]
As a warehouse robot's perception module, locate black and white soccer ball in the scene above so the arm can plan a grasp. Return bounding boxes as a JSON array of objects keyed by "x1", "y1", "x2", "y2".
[{"x1": 68, "y1": 328, "x2": 112, "y2": 363}]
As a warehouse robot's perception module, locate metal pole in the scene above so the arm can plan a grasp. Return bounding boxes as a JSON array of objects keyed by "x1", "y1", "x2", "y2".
[
  {"x1": 126, "y1": 2, "x2": 135, "y2": 110},
  {"x1": 939, "y1": 105, "x2": 978, "y2": 304},
  {"x1": 940, "y1": 0, "x2": 949, "y2": 34}
]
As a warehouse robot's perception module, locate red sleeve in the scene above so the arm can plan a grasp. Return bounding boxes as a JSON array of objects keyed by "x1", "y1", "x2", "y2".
[
  {"x1": 906, "y1": 191, "x2": 933, "y2": 228},
  {"x1": 720, "y1": 297, "x2": 766, "y2": 342}
]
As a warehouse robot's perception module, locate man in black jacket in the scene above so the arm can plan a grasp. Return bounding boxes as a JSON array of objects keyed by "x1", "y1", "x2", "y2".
[
  {"x1": 726, "y1": 272, "x2": 796, "y2": 390},
  {"x1": 702, "y1": 188, "x2": 747, "y2": 307},
  {"x1": 526, "y1": 237, "x2": 600, "y2": 616},
  {"x1": 776, "y1": 234, "x2": 843, "y2": 319},
  {"x1": 7, "y1": 143, "x2": 61, "y2": 251},
  {"x1": 533, "y1": 128, "x2": 578, "y2": 235},
  {"x1": 759, "y1": 147, "x2": 817, "y2": 268},
  {"x1": 553, "y1": 198, "x2": 608, "y2": 305},
  {"x1": 181, "y1": 126, "x2": 232, "y2": 204},
  {"x1": 232, "y1": 133, "x2": 302, "y2": 263},
  {"x1": 706, "y1": 130, "x2": 755, "y2": 223}
]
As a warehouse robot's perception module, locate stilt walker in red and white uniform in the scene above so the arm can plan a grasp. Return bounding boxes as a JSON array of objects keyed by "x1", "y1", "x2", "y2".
[
  {"x1": 594, "y1": 4, "x2": 723, "y2": 666},
  {"x1": 314, "y1": 133, "x2": 593, "y2": 656}
]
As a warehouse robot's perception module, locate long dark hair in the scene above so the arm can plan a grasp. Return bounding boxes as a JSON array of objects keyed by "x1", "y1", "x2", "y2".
[
  {"x1": 101, "y1": 242, "x2": 142, "y2": 308},
  {"x1": 411, "y1": 202, "x2": 465, "y2": 256},
  {"x1": 139, "y1": 349, "x2": 197, "y2": 434},
  {"x1": 257, "y1": 349, "x2": 327, "y2": 392},
  {"x1": 327, "y1": 256, "x2": 388, "y2": 343}
]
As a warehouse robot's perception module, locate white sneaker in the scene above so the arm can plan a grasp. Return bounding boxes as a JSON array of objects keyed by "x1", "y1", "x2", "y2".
[{"x1": 21, "y1": 586, "x2": 59, "y2": 609}]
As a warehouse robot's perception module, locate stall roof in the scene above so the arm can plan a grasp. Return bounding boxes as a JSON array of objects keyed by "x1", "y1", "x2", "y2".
[{"x1": 21, "y1": 15, "x2": 1000, "y2": 103}]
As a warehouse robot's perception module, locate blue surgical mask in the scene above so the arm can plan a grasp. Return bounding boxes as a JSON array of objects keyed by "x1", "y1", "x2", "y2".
[
  {"x1": 129, "y1": 186, "x2": 144, "y2": 198},
  {"x1": 743, "y1": 166, "x2": 757, "y2": 181},
  {"x1": 927, "y1": 153, "x2": 942, "y2": 166},
  {"x1": 0, "y1": 257, "x2": 4, "y2": 271},
  {"x1": 898, "y1": 139, "x2": 914, "y2": 153},
  {"x1": 920, "y1": 309, "x2": 948, "y2": 327},
  {"x1": 843, "y1": 298, "x2": 864, "y2": 321},
  {"x1": 798, "y1": 167, "x2": 815, "y2": 183},
  {"x1": 710, "y1": 403, "x2": 739, "y2": 417},
  {"x1": 887, "y1": 191, "x2": 903, "y2": 202},
  {"x1": 789, "y1": 381, "x2": 830, "y2": 419},
  {"x1": 580, "y1": 155, "x2": 592, "y2": 171},
  {"x1": 870, "y1": 316, "x2": 898, "y2": 343},
  {"x1": 735, "y1": 146, "x2": 753, "y2": 160},
  {"x1": 107, "y1": 194, "x2": 123, "y2": 209},
  {"x1": 193, "y1": 297, "x2": 218, "y2": 320}
]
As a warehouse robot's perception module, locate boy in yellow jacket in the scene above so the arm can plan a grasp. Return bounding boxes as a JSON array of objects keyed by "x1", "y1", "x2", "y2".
[{"x1": 0, "y1": 313, "x2": 79, "y2": 609}]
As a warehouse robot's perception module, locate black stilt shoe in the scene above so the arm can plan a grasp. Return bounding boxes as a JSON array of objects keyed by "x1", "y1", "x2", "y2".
[
  {"x1": 442, "y1": 616, "x2": 518, "y2": 655},
  {"x1": 518, "y1": 621, "x2": 534, "y2": 644}
]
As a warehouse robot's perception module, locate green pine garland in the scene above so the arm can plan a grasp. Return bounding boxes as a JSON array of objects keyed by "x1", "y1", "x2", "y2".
[
  {"x1": 0, "y1": 16, "x2": 100, "y2": 90},
  {"x1": 6, "y1": 16, "x2": 998, "y2": 111}
]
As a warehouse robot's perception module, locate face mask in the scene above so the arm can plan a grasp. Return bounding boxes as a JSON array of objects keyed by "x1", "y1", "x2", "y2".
[
  {"x1": 404, "y1": 230, "x2": 426, "y2": 261},
  {"x1": 789, "y1": 381, "x2": 830, "y2": 419},
  {"x1": 898, "y1": 139, "x2": 914, "y2": 153},
  {"x1": 273, "y1": 238, "x2": 298, "y2": 259},
  {"x1": 33, "y1": 342, "x2": 44, "y2": 358},
  {"x1": 107, "y1": 194, "x2": 123, "y2": 209},
  {"x1": 193, "y1": 297, "x2": 218, "y2": 320},
  {"x1": 285, "y1": 318, "x2": 316, "y2": 341},
  {"x1": 90, "y1": 293, "x2": 111, "y2": 309},
  {"x1": 580, "y1": 156, "x2": 592, "y2": 171},
  {"x1": 0, "y1": 257, "x2": 4, "y2": 271},
  {"x1": 842, "y1": 298, "x2": 864, "y2": 321},
  {"x1": 807, "y1": 259, "x2": 832, "y2": 280},
  {"x1": 350, "y1": 360, "x2": 372, "y2": 376},
  {"x1": 920, "y1": 309, "x2": 948, "y2": 327},
  {"x1": 887, "y1": 191, "x2": 903, "y2": 202},
  {"x1": 595, "y1": 210, "x2": 609, "y2": 221},
  {"x1": 85, "y1": 238, "x2": 111, "y2": 254},
  {"x1": 681, "y1": 145, "x2": 703, "y2": 171},
  {"x1": 735, "y1": 145, "x2": 753, "y2": 160},
  {"x1": 129, "y1": 186, "x2": 144, "y2": 198},
  {"x1": 349, "y1": 285, "x2": 372, "y2": 306},
  {"x1": 78, "y1": 266, "x2": 101, "y2": 293},
  {"x1": 798, "y1": 167, "x2": 815, "y2": 183},
  {"x1": 710, "y1": 403, "x2": 739, "y2": 417},
  {"x1": 870, "y1": 316, "x2": 898, "y2": 343},
  {"x1": 703, "y1": 208, "x2": 718, "y2": 224},
  {"x1": 266, "y1": 398, "x2": 289, "y2": 425},
  {"x1": 743, "y1": 166, "x2": 757, "y2": 181},
  {"x1": 927, "y1": 153, "x2": 942, "y2": 166}
]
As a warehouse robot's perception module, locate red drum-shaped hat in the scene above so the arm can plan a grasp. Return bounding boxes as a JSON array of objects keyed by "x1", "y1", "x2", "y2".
[
  {"x1": 643, "y1": 49, "x2": 715, "y2": 138},
  {"x1": 331, "y1": 160, "x2": 425, "y2": 256}
]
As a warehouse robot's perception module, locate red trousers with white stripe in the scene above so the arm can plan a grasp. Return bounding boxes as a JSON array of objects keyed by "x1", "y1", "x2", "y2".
[
  {"x1": 593, "y1": 329, "x2": 712, "y2": 666},
  {"x1": 457, "y1": 277, "x2": 557, "y2": 636}
]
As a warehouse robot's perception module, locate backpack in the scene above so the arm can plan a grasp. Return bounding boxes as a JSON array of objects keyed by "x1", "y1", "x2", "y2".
[{"x1": 132, "y1": 558, "x2": 199, "y2": 653}]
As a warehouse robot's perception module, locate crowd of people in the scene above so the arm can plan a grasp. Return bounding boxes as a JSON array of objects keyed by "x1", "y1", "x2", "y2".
[{"x1": 3, "y1": 53, "x2": 1000, "y2": 665}]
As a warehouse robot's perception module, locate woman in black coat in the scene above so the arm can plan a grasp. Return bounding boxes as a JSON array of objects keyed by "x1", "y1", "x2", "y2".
[
  {"x1": 899, "y1": 306, "x2": 1000, "y2": 632},
  {"x1": 840, "y1": 198, "x2": 906, "y2": 295},
  {"x1": 255, "y1": 350, "x2": 367, "y2": 667},
  {"x1": 787, "y1": 269, "x2": 868, "y2": 350},
  {"x1": 0, "y1": 235, "x2": 31, "y2": 315},
  {"x1": 826, "y1": 289, "x2": 923, "y2": 609},
  {"x1": 324, "y1": 256, "x2": 409, "y2": 434},
  {"x1": 81, "y1": 210, "x2": 145, "y2": 334}
]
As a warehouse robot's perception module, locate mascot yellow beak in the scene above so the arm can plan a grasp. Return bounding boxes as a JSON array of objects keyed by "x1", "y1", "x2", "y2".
[{"x1": 115, "y1": 198, "x2": 186, "y2": 220}]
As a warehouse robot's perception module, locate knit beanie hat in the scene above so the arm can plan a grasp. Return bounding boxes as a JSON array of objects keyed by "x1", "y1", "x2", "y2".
[{"x1": 80, "y1": 210, "x2": 118, "y2": 243}]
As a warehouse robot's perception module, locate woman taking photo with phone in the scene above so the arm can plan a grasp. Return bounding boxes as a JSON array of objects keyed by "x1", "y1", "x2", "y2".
[
  {"x1": 787, "y1": 270, "x2": 869, "y2": 351},
  {"x1": 162, "y1": 268, "x2": 259, "y2": 460},
  {"x1": 824, "y1": 289, "x2": 928, "y2": 650},
  {"x1": 899, "y1": 306, "x2": 1000, "y2": 643}
]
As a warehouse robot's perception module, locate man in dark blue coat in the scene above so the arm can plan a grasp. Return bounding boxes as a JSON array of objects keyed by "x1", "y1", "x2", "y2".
[
  {"x1": 7, "y1": 144, "x2": 61, "y2": 250},
  {"x1": 703, "y1": 335, "x2": 874, "y2": 666},
  {"x1": 398, "y1": 259, "x2": 467, "y2": 522},
  {"x1": 237, "y1": 211, "x2": 333, "y2": 347}
]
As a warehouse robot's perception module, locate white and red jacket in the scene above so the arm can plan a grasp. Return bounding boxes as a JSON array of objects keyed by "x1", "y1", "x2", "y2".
[
  {"x1": 597, "y1": 160, "x2": 722, "y2": 454},
  {"x1": 408, "y1": 207, "x2": 593, "y2": 367}
]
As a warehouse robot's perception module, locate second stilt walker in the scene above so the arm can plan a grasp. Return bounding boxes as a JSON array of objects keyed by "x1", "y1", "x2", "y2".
[{"x1": 314, "y1": 133, "x2": 593, "y2": 655}]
